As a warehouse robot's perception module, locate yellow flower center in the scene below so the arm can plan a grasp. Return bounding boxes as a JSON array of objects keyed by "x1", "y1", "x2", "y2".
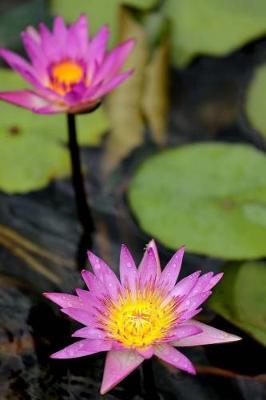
[
  {"x1": 104, "y1": 288, "x2": 177, "y2": 348},
  {"x1": 49, "y1": 60, "x2": 84, "y2": 95}
]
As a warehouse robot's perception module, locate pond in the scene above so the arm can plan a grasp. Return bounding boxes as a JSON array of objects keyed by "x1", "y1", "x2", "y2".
[{"x1": 0, "y1": 1, "x2": 266, "y2": 399}]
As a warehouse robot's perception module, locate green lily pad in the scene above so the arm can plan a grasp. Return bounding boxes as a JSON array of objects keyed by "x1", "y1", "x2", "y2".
[
  {"x1": 209, "y1": 262, "x2": 266, "y2": 346},
  {"x1": 0, "y1": 128, "x2": 70, "y2": 193},
  {"x1": 0, "y1": 69, "x2": 108, "y2": 193},
  {"x1": 163, "y1": 0, "x2": 266, "y2": 67},
  {"x1": 245, "y1": 64, "x2": 266, "y2": 140},
  {"x1": 51, "y1": 0, "x2": 158, "y2": 44},
  {"x1": 128, "y1": 142, "x2": 266, "y2": 259}
]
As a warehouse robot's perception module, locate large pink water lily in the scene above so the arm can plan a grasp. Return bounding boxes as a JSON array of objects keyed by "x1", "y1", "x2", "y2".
[
  {"x1": 0, "y1": 15, "x2": 135, "y2": 114},
  {"x1": 44, "y1": 240, "x2": 240, "y2": 394}
]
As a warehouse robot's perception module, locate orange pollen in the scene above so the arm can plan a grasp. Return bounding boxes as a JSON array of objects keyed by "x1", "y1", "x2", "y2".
[{"x1": 49, "y1": 60, "x2": 85, "y2": 95}]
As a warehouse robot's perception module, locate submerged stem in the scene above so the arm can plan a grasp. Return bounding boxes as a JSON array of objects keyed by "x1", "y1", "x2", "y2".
[{"x1": 67, "y1": 113, "x2": 94, "y2": 253}]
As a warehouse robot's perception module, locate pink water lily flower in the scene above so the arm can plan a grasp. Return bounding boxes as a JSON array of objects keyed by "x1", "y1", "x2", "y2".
[
  {"x1": 44, "y1": 240, "x2": 240, "y2": 395},
  {"x1": 0, "y1": 15, "x2": 135, "y2": 114}
]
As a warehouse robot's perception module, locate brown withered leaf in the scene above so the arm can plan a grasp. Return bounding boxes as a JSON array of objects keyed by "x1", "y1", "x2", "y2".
[
  {"x1": 104, "y1": 7, "x2": 148, "y2": 173},
  {"x1": 143, "y1": 36, "x2": 170, "y2": 145},
  {"x1": 104, "y1": 6, "x2": 169, "y2": 173}
]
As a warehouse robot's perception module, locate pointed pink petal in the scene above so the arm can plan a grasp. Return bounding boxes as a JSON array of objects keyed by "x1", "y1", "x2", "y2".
[
  {"x1": 147, "y1": 240, "x2": 161, "y2": 273},
  {"x1": 75, "y1": 288, "x2": 91, "y2": 302},
  {"x1": 169, "y1": 324, "x2": 202, "y2": 341},
  {"x1": 170, "y1": 271, "x2": 201, "y2": 299},
  {"x1": 39, "y1": 23, "x2": 59, "y2": 61},
  {"x1": 155, "y1": 344, "x2": 196, "y2": 374},
  {"x1": 73, "y1": 289, "x2": 99, "y2": 311},
  {"x1": 76, "y1": 289, "x2": 95, "y2": 308},
  {"x1": 53, "y1": 16, "x2": 67, "y2": 37},
  {"x1": 87, "y1": 251, "x2": 121, "y2": 299},
  {"x1": 189, "y1": 272, "x2": 213, "y2": 296},
  {"x1": 72, "y1": 327, "x2": 106, "y2": 339},
  {"x1": 43, "y1": 292, "x2": 82, "y2": 308},
  {"x1": 21, "y1": 30, "x2": 47, "y2": 78},
  {"x1": 61, "y1": 307, "x2": 93, "y2": 325},
  {"x1": 189, "y1": 272, "x2": 223, "y2": 296},
  {"x1": 138, "y1": 247, "x2": 159, "y2": 286},
  {"x1": 111, "y1": 341, "x2": 125, "y2": 350},
  {"x1": 119, "y1": 244, "x2": 137, "y2": 290},
  {"x1": 0, "y1": 90, "x2": 65, "y2": 113},
  {"x1": 81, "y1": 270, "x2": 106, "y2": 295},
  {"x1": 160, "y1": 246, "x2": 185, "y2": 291},
  {"x1": 51, "y1": 339, "x2": 111, "y2": 359},
  {"x1": 64, "y1": 80, "x2": 98, "y2": 105},
  {"x1": 94, "y1": 39, "x2": 135, "y2": 84},
  {"x1": 178, "y1": 291, "x2": 212, "y2": 314},
  {"x1": 139, "y1": 240, "x2": 161, "y2": 275},
  {"x1": 100, "y1": 350, "x2": 144, "y2": 395},
  {"x1": 206, "y1": 272, "x2": 224, "y2": 290},
  {"x1": 69, "y1": 14, "x2": 89, "y2": 56},
  {"x1": 174, "y1": 320, "x2": 241, "y2": 347},
  {"x1": 87, "y1": 25, "x2": 109, "y2": 68},
  {"x1": 0, "y1": 48, "x2": 40, "y2": 86},
  {"x1": 67, "y1": 97, "x2": 99, "y2": 114},
  {"x1": 91, "y1": 70, "x2": 133, "y2": 100},
  {"x1": 137, "y1": 347, "x2": 154, "y2": 359},
  {"x1": 65, "y1": 31, "x2": 80, "y2": 60},
  {"x1": 53, "y1": 16, "x2": 67, "y2": 55},
  {"x1": 179, "y1": 308, "x2": 202, "y2": 322},
  {"x1": 84, "y1": 80, "x2": 97, "y2": 99},
  {"x1": 87, "y1": 251, "x2": 112, "y2": 278},
  {"x1": 25, "y1": 26, "x2": 41, "y2": 44},
  {"x1": 32, "y1": 104, "x2": 66, "y2": 114}
]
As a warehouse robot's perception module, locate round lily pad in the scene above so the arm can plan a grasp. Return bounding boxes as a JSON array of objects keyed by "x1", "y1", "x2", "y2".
[
  {"x1": 245, "y1": 64, "x2": 266, "y2": 140},
  {"x1": 209, "y1": 261, "x2": 266, "y2": 346},
  {"x1": 0, "y1": 127, "x2": 70, "y2": 193},
  {"x1": 0, "y1": 69, "x2": 108, "y2": 193},
  {"x1": 128, "y1": 142, "x2": 266, "y2": 259},
  {"x1": 164, "y1": 0, "x2": 266, "y2": 67}
]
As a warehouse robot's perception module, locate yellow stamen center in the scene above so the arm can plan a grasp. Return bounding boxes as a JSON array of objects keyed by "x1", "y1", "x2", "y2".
[
  {"x1": 104, "y1": 288, "x2": 176, "y2": 348},
  {"x1": 49, "y1": 60, "x2": 84, "y2": 95}
]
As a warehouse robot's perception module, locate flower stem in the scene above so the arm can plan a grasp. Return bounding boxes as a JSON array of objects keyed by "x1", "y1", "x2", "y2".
[
  {"x1": 142, "y1": 359, "x2": 160, "y2": 400},
  {"x1": 67, "y1": 113, "x2": 94, "y2": 252}
]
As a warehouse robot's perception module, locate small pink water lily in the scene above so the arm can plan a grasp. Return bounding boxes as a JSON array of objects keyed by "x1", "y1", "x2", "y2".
[
  {"x1": 44, "y1": 240, "x2": 240, "y2": 394},
  {"x1": 0, "y1": 15, "x2": 135, "y2": 114}
]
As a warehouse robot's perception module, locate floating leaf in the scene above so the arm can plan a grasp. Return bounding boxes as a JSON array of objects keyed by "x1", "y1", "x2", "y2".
[
  {"x1": 209, "y1": 261, "x2": 266, "y2": 346},
  {"x1": 128, "y1": 143, "x2": 266, "y2": 259},
  {"x1": 245, "y1": 64, "x2": 266, "y2": 140},
  {"x1": 163, "y1": 0, "x2": 266, "y2": 67},
  {"x1": 0, "y1": 124, "x2": 70, "y2": 193},
  {"x1": 0, "y1": 69, "x2": 108, "y2": 192}
]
